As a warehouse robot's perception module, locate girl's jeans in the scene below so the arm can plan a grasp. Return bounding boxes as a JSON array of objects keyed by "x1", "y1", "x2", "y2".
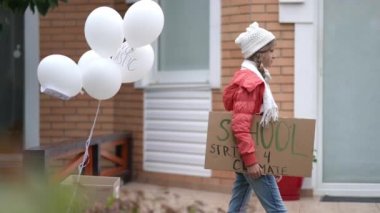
[{"x1": 228, "y1": 173, "x2": 287, "y2": 213}]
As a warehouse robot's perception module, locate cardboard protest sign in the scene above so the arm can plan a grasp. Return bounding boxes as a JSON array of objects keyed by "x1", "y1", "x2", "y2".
[{"x1": 204, "y1": 112, "x2": 315, "y2": 177}]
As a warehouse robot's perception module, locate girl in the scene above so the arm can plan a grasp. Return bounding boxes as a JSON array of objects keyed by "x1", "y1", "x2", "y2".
[{"x1": 223, "y1": 22, "x2": 287, "y2": 213}]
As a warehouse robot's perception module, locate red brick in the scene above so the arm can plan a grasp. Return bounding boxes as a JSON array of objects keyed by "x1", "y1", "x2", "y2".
[
  {"x1": 281, "y1": 85, "x2": 294, "y2": 92},
  {"x1": 274, "y1": 93, "x2": 293, "y2": 101},
  {"x1": 251, "y1": 0, "x2": 278, "y2": 4},
  {"x1": 223, "y1": 23, "x2": 249, "y2": 33},
  {"x1": 252, "y1": 13, "x2": 279, "y2": 22},
  {"x1": 251, "y1": 5, "x2": 266, "y2": 13},
  {"x1": 276, "y1": 40, "x2": 294, "y2": 49},
  {"x1": 273, "y1": 58, "x2": 294, "y2": 66},
  {"x1": 51, "y1": 123, "x2": 76, "y2": 129},
  {"x1": 222, "y1": 5, "x2": 251, "y2": 16},
  {"x1": 269, "y1": 66, "x2": 281, "y2": 75},
  {"x1": 267, "y1": 22, "x2": 294, "y2": 31},
  {"x1": 281, "y1": 66, "x2": 294, "y2": 75},
  {"x1": 41, "y1": 115, "x2": 65, "y2": 122},
  {"x1": 281, "y1": 102, "x2": 294, "y2": 110},
  {"x1": 222, "y1": 0, "x2": 252, "y2": 6},
  {"x1": 281, "y1": 31, "x2": 295, "y2": 39},
  {"x1": 51, "y1": 108, "x2": 76, "y2": 114},
  {"x1": 41, "y1": 130, "x2": 65, "y2": 137},
  {"x1": 270, "y1": 84, "x2": 281, "y2": 93},
  {"x1": 76, "y1": 122, "x2": 93, "y2": 130},
  {"x1": 281, "y1": 49, "x2": 294, "y2": 57},
  {"x1": 65, "y1": 115, "x2": 89, "y2": 122},
  {"x1": 271, "y1": 75, "x2": 294, "y2": 84},
  {"x1": 222, "y1": 14, "x2": 251, "y2": 24},
  {"x1": 279, "y1": 111, "x2": 293, "y2": 118},
  {"x1": 266, "y1": 4, "x2": 279, "y2": 13}
]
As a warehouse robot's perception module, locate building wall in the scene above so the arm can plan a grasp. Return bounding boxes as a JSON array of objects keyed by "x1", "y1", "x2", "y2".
[{"x1": 39, "y1": 0, "x2": 294, "y2": 193}]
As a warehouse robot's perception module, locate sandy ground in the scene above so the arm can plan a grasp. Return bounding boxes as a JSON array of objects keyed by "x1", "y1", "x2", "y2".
[
  {"x1": 123, "y1": 182, "x2": 232, "y2": 212},
  {"x1": 122, "y1": 182, "x2": 380, "y2": 213}
]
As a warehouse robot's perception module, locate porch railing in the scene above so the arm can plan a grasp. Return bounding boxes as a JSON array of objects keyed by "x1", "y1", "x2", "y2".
[{"x1": 23, "y1": 132, "x2": 133, "y2": 183}]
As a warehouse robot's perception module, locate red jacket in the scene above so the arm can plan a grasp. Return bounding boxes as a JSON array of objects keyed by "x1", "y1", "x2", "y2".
[{"x1": 223, "y1": 69, "x2": 265, "y2": 166}]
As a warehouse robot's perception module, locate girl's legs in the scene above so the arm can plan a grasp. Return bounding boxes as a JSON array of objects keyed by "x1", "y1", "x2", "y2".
[
  {"x1": 228, "y1": 173, "x2": 253, "y2": 213},
  {"x1": 244, "y1": 174, "x2": 287, "y2": 213},
  {"x1": 228, "y1": 174, "x2": 287, "y2": 213}
]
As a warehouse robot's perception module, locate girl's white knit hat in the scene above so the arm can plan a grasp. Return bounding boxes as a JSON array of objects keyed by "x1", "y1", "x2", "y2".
[{"x1": 235, "y1": 22, "x2": 275, "y2": 59}]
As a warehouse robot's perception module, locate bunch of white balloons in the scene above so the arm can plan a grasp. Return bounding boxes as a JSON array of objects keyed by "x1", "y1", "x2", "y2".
[{"x1": 37, "y1": 0, "x2": 164, "y2": 100}]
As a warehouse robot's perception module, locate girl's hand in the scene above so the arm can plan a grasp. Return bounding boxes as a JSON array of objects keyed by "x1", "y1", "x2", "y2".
[
  {"x1": 247, "y1": 163, "x2": 263, "y2": 179},
  {"x1": 275, "y1": 175, "x2": 282, "y2": 182}
]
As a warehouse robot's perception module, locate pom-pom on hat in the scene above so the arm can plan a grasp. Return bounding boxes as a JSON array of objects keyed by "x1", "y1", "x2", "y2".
[{"x1": 235, "y1": 22, "x2": 275, "y2": 59}]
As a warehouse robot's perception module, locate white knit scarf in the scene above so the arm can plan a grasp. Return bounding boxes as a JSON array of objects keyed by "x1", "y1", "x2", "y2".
[{"x1": 241, "y1": 60, "x2": 279, "y2": 126}]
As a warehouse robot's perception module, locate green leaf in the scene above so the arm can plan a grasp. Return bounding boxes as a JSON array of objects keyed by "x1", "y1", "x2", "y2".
[
  {"x1": 0, "y1": 0, "x2": 68, "y2": 16},
  {"x1": 4, "y1": 0, "x2": 29, "y2": 14},
  {"x1": 29, "y1": 1, "x2": 35, "y2": 13},
  {"x1": 48, "y1": 0, "x2": 58, "y2": 7},
  {"x1": 35, "y1": 1, "x2": 51, "y2": 15}
]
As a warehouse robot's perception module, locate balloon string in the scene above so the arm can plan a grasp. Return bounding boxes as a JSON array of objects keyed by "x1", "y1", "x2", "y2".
[{"x1": 66, "y1": 100, "x2": 101, "y2": 213}]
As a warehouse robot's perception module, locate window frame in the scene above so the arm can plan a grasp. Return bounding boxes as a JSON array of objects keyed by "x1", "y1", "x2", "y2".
[{"x1": 136, "y1": 0, "x2": 220, "y2": 89}]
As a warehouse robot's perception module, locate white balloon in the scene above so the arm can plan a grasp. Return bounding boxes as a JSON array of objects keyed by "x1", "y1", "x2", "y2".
[
  {"x1": 37, "y1": 54, "x2": 82, "y2": 99},
  {"x1": 123, "y1": 0, "x2": 164, "y2": 48},
  {"x1": 113, "y1": 42, "x2": 154, "y2": 83},
  {"x1": 78, "y1": 50, "x2": 102, "y2": 71},
  {"x1": 84, "y1": 6, "x2": 124, "y2": 57},
  {"x1": 82, "y1": 58, "x2": 122, "y2": 100}
]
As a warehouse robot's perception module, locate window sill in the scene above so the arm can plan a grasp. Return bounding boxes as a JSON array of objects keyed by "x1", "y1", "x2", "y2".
[{"x1": 141, "y1": 82, "x2": 212, "y2": 91}]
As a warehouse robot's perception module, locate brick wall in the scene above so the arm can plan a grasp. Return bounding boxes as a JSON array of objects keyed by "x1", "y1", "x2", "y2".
[{"x1": 39, "y1": 0, "x2": 294, "y2": 193}]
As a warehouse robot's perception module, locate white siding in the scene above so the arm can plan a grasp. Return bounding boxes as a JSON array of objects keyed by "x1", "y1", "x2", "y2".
[{"x1": 144, "y1": 89, "x2": 212, "y2": 177}]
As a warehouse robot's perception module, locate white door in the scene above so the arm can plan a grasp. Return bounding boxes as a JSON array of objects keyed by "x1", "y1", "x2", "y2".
[
  {"x1": 141, "y1": 0, "x2": 220, "y2": 177},
  {"x1": 318, "y1": 0, "x2": 380, "y2": 196}
]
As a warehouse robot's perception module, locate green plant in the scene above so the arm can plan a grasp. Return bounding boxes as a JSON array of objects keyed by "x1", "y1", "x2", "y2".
[
  {"x1": 0, "y1": 0, "x2": 67, "y2": 15},
  {"x1": 0, "y1": 181, "x2": 86, "y2": 213},
  {"x1": 0, "y1": 0, "x2": 68, "y2": 34}
]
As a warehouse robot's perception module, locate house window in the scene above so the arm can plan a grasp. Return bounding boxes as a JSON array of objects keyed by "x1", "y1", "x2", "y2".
[
  {"x1": 140, "y1": 0, "x2": 220, "y2": 87},
  {"x1": 159, "y1": 0, "x2": 209, "y2": 71}
]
